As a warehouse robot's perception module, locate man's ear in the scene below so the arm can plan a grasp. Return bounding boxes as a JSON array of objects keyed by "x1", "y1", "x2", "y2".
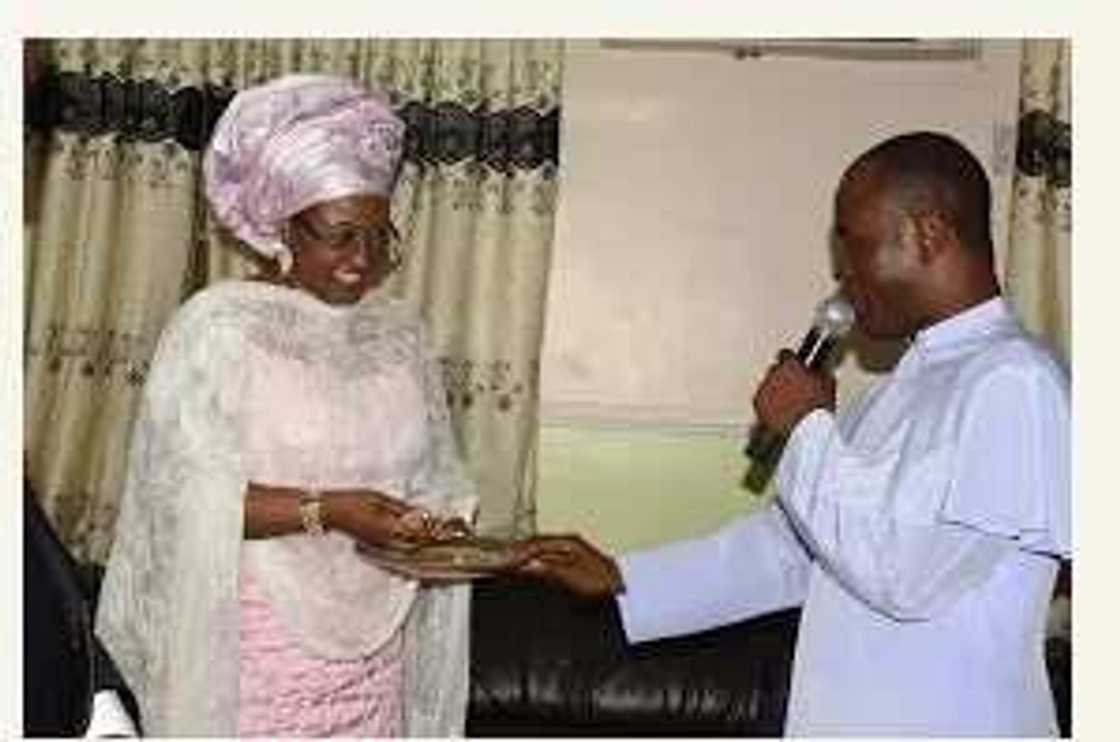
[{"x1": 908, "y1": 210, "x2": 954, "y2": 264}]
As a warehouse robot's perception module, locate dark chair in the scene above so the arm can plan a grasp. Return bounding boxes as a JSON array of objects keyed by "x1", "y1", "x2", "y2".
[{"x1": 468, "y1": 575, "x2": 1072, "y2": 737}]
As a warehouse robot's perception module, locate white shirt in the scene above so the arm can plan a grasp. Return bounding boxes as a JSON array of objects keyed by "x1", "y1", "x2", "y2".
[{"x1": 617, "y1": 297, "x2": 1070, "y2": 736}]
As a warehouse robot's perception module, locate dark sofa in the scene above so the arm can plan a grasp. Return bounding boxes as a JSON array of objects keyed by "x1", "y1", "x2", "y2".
[
  {"x1": 55, "y1": 561, "x2": 1070, "y2": 737},
  {"x1": 468, "y1": 576, "x2": 1072, "y2": 737}
]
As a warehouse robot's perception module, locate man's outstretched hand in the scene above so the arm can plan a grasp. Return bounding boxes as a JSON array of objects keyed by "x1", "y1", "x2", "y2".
[{"x1": 508, "y1": 534, "x2": 624, "y2": 600}]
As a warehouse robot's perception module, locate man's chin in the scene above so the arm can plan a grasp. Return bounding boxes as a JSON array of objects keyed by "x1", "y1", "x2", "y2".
[{"x1": 859, "y1": 323, "x2": 911, "y2": 343}]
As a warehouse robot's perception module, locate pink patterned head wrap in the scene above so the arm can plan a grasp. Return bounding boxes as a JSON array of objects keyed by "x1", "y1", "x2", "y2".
[{"x1": 203, "y1": 74, "x2": 405, "y2": 266}]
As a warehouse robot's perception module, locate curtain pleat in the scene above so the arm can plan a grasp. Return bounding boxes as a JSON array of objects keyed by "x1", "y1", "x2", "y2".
[
  {"x1": 1005, "y1": 39, "x2": 1071, "y2": 362},
  {"x1": 24, "y1": 38, "x2": 563, "y2": 560}
]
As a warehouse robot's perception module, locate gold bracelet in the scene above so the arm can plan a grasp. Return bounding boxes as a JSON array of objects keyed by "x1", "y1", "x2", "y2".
[{"x1": 299, "y1": 488, "x2": 325, "y2": 536}]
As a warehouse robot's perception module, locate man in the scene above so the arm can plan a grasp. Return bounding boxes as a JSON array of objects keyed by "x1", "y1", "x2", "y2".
[{"x1": 514, "y1": 132, "x2": 1070, "y2": 736}]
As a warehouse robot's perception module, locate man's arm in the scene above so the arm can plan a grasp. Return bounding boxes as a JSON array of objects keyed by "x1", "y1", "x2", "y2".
[
  {"x1": 763, "y1": 362, "x2": 1066, "y2": 620},
  {"x1": 513, "y1": 505, "x2": 811, "y2": 643},
  {"x1": 615, "y1": 505, "x2": 811, "y2": 642}
]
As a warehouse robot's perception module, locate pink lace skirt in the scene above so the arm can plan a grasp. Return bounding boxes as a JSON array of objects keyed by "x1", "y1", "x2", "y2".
[{"x1": 237, "y1": 564, "x2": 405, "y2": 737}]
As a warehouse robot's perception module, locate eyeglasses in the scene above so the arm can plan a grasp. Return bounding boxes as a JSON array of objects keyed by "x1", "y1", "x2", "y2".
[{"x1": 291, "y1": 216, "x2": 402, "y2": 267}]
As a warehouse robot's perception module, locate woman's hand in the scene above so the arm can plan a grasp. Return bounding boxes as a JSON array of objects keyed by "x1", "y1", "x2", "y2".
[
  {"x1": 392, "y1": 508, "x2": 473, "y2": 544},
  {"x1": 242, "y1": 482, "x2": 470, "y2": 546},
  {"x1": 324, "y1": 489, "x2": 471, "y2": 547}
]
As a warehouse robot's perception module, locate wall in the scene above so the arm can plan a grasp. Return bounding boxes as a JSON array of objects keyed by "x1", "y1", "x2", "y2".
[{"x1": 535, "y1": 39, "x2": 1023, "y2": 553}]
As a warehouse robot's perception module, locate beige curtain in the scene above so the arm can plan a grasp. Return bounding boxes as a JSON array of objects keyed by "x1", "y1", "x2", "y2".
[
  {"x1": 24, "y1": 38, "x2": 563, "y2": 561},
  {"x1": 1005, "y1": 39, "x2": 1071, "y2": 361}
]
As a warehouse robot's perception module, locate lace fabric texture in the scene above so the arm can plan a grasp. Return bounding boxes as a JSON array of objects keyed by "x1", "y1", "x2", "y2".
[
  {"x1": 95, "y1": 280, "x2": 477, "y2": 736},
  {"x1": 237, "y1": 564, "x2": 405, "y2": 737}
]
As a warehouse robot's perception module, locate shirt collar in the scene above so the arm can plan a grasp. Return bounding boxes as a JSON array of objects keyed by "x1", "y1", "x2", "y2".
[{"x1": 897, "y1": 296, "x2": 1018, "y2": 372}]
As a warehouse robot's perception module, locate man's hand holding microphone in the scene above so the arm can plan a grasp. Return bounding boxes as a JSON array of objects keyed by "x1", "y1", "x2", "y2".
[
  {"x1": 507, "y1": 295, "x2": 853, "y2": 599},
  {"x1": 752, "y1": 348, "x2": 838, "y2": 438}
]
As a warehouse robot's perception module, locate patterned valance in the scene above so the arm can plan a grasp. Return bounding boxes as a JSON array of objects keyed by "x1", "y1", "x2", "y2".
[{"x1": 26, "y1": 69, "x2": 560, "y2": 173}]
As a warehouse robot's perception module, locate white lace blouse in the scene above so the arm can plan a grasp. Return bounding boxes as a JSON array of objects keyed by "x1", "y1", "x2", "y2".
[{"x1": 95, "y1": 280, "x2": 477, "y2": 737}]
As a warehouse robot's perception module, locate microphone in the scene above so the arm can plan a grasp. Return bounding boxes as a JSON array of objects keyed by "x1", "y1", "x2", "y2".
[{"x1": 743, "y1": 295, "x2": 855, "y2": 483}]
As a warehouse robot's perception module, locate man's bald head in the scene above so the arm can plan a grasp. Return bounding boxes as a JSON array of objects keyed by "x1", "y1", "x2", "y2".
[{"x1": 844, "y1": 132, "x2": 994, "y2": 262}]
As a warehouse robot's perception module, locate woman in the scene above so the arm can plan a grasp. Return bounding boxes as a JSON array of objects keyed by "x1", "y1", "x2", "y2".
[{"x1": 95, "y1": 75, "x2": 477, "y2": 737}]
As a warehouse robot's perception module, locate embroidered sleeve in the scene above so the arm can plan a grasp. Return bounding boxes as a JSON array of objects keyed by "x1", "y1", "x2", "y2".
[{"x1": 94, "y1": 295, "x2": 249, "y2": 735}]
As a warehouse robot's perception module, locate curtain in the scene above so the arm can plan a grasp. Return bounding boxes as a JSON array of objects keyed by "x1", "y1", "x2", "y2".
[
  {"x1": 1005, "y1": 39, "x2": 1071, "y2": 361},
  {"x1": 24, "y1": 38, "x2": 563, "y2": 561}
]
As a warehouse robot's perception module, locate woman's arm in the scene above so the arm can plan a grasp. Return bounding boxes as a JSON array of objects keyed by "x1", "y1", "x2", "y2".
[{"x1": 243, "y1": 482, "x2": 468, "y2": 543}]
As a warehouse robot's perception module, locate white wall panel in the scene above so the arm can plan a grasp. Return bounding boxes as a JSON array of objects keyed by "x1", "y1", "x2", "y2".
[{"x1": 541, "y1": 39, "x2": 1021, "y2": 427}]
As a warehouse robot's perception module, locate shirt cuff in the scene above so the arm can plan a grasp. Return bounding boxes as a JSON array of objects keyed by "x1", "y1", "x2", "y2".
[
  {"x1": 84, "y1": 690, "x2": 139, "y2": 738},
  {"x1": 614, "y1": 553, "x2": 653, "y2": 643}
]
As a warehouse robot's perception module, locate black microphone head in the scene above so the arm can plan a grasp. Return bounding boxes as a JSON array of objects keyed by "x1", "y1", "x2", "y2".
[{"x1": 812, "y1": 295, "x2": 855, "y2": 338}]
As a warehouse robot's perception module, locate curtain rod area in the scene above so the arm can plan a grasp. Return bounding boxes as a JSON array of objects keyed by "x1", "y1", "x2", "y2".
[{"x1": 598, "y1": 38, "x2": 983, "y2": 62}]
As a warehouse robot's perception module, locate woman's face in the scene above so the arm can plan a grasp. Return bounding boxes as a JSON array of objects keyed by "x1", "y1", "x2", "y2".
[{"x1": 286, "y1": 193, "x2": 397, "y2": 305}]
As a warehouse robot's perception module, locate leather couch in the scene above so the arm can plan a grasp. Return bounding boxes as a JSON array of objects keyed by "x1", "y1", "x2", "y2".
[
  {"x1": 468, "y1": 576, "x2": 1072, "y2": 737},
  {"x1": 64, "y1": 558, "x2": 1070, "y2": 737}
]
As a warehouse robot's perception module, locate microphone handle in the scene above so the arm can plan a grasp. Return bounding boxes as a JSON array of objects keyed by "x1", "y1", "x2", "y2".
[
  {"x1": 797, "y1": 326, "x2": 834, "y2": 370},
  {"x1": 745, "y1": 424, "x2": 785, "y2": 463}
]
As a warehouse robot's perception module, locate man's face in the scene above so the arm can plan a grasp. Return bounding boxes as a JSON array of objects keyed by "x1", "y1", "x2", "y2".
[
  {"x1": 831, "y1": 174, "x2": 920, "y2": 340},
  {"x1": 287, "y1": 193, "x2": 397, "y2": 305}
]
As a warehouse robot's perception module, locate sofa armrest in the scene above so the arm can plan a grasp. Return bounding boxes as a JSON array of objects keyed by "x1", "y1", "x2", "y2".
[{"x1": 1046, "y1": 635, "x2": 1071, "y2": 738}]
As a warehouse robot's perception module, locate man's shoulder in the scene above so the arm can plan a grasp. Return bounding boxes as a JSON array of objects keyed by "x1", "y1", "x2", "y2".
[{"x1": 962, "y1": 330, "x2": 1069, "y2": 395}]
